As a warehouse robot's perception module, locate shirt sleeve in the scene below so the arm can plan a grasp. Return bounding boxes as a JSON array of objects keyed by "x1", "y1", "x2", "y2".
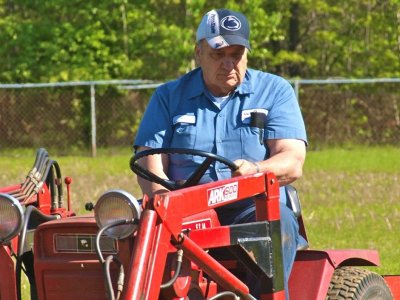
[
  {"x1": 134, "y1": 86, "x2": 173, "y2": 149},
  {"x1": 265, "y1": 79, "x2": 307, "y2": 143}
]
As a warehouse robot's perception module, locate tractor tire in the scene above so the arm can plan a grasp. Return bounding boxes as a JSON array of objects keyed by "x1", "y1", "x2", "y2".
[{"x1": 326, "y1": 267, "x2": 393, "y2": 300}]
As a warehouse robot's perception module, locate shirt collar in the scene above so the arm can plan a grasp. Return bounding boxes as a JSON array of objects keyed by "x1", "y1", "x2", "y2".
[{"x1": 236, "y1": 70, "x2": 252, "y2": 95}]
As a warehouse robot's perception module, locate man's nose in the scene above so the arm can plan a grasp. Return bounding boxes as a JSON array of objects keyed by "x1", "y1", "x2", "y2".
[{"x1": 221, "y1": 57, "x2": 235, "y2": 69}]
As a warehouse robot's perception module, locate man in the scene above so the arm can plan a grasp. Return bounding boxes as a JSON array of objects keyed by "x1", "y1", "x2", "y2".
[{"x1": 134, "y1": 8, "x2": 307, "y2": 299}]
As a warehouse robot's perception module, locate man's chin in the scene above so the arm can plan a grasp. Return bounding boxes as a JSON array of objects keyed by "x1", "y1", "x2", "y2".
[
  {"x1": 223, "y1": 80, "x2": 240, "y2": 90},
  {"x1": 217, "y1": 76, "x2": 238, "y2": 85}
]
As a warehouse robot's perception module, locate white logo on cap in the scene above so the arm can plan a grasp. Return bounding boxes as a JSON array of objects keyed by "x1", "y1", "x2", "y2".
[
  {"x1": 220, "y1": 16, "x2": 241, "y2": 31},
  {"x1": 210, "y1": 14, "x2": 217, "y2": 34}
]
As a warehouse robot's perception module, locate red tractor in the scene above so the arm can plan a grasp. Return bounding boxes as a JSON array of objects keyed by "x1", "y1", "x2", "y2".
[{"x1": 0, "y1": 148, "x2": 399, "y2": 299}]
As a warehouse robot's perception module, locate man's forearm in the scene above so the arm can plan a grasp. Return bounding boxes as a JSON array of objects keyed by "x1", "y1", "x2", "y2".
[
  {"x1": 135, "y1": 147, "x2": 170, "y2": 197},
  {"x1": 137, "y1": 177, "x2": 170, "y2": 198},
  {"x1": 257, "y1": 151, "x2": 304, "y2": 186},
  {"x1": 232, "y1": 139, "x2": 306, "y2": 186}
]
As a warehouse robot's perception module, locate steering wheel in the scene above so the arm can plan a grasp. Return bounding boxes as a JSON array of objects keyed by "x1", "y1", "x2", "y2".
[{"x1": 130, "y1": 148, "x2": 238, "y2": 191}]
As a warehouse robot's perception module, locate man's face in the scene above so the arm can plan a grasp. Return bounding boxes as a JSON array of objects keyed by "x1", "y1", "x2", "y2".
[{"x1": 195, "y1": 40, "x2": 248, "y2": 96}]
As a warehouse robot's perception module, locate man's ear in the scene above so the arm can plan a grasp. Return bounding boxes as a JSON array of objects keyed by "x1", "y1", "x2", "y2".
[{"x1": 194, "y1": 43, "x2": 201, "y2": 65}]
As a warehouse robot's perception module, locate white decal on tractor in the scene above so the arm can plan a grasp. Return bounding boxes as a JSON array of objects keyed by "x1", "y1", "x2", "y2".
[
  {"x1": 207, "y1": 182, "x2": 238, "y2": 206},
  {"x1": 182, "y1": 218, "x2": 212, "y2": 230}
]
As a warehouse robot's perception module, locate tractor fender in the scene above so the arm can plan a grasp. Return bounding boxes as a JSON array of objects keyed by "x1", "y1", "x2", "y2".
[
  {"x1": 322, "y1": 249, "x2": 380, "y2": 268},
  {"x1": 289, "y1": 249, "x2": 380, "y2": 299}
]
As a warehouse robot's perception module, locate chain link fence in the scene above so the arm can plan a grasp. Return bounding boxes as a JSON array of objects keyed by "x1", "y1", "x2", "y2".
[
  {"x1": 294, "y1": 78, "x2": 400, "y2": 147},
  {"x1": 0, "y1": 78, "x2": 399, "y2": 156},
  {"x1": 0, "y1": 80, "x2": 158, "y2": 156}
]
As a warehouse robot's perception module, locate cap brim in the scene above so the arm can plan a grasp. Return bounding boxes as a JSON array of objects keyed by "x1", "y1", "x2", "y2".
[{"x1": 207, "y1": 34, "x2": 250, "y2": 50}]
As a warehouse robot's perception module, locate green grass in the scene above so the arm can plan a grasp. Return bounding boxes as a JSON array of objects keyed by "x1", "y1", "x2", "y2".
[
  {"x1": 297, "y1": 146, "x2": 400, "y2": 275},
  {"x1": 0, "y1": 148, "x2": 139, "y2": 214},
  {"x1": 1, "y1": 146, "x2": 399, "y2": 277},
  {"x1": 304, "y1": 145, "x2": 400, "y2": 173}
]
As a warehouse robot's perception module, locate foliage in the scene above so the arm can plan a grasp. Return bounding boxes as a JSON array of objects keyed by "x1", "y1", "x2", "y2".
[
  {"x1": 0, "y1": 0, "x2": 399, "y2": 151},
  {"x1": 0, "y1": 0, "x2": 399, "y2": 82},
  {"x1": 256, "y1": 0, "x2": 400, "y2": 77}
]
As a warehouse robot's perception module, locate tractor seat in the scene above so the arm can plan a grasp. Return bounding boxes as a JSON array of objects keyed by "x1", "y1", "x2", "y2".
[{"x1": 285, "y1": 185, "x2": 309, "y2": 250}]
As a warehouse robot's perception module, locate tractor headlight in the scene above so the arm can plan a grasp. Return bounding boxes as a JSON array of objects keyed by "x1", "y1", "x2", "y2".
[
  {"x1": 0, "y1": 193, "x2": 24, "y2": 244},
  {"x1": 94, "y1": 190, "x2": 141, "y2": 239}
]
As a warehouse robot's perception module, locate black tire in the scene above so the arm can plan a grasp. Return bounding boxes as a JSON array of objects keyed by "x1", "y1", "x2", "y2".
[{"x1": 326, "y1": 267, "x2": 393, "y2": 300}]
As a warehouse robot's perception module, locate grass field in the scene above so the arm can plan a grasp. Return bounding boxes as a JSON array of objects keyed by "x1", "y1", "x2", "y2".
[
  {"x1": 298, "y1": 146, "x2": 400, "y2": 275},
  {"x1": 1, "y1": 146, "x2": 399, "y2": 278}
]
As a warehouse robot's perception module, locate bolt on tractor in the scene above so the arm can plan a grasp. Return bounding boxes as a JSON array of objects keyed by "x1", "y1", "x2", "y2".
[{"x1": 0, "y1": 148, "x2": 399, "y2": 299}]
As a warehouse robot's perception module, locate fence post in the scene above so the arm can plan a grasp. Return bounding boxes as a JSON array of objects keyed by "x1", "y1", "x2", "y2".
[{"x1": 90, "y1": 84, "x2": 97, "y2": 157}]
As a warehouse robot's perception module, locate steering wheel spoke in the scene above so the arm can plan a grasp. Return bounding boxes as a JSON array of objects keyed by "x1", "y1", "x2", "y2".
[
  {"x1": 130, "y1": 161, "x2": 177, "y2": 191},
  {"x1": 183, "y1": 157, "x2": 214, "y2": 188}
]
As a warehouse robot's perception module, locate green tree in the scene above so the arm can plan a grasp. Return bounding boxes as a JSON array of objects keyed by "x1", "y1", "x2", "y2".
[
  {"x1": 0, "y1": 0, "x2": 399, "y2": 82},
  {"x1": 259, "y1": 0, "x2": 400, "y2": 78},
  {"x1": 0, "y1": 0, "x2": 136, "y2": 82},
  {"x1": 0, "y1": 0, "x2": 282, "y2": 82}
]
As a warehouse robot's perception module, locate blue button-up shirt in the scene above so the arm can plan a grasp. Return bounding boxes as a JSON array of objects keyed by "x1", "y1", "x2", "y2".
[{"x1": 135, "y1": 67, "x2": 307, "y2": 199}]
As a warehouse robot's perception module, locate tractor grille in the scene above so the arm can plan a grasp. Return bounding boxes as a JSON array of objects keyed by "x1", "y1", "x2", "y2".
[{"x1": 54, "y1": 234, "x2": 117, "y2": 253}]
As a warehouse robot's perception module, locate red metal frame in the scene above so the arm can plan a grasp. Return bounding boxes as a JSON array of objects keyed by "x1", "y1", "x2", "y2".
[
  {"x1": 0, "y1": 176, "x2": 74, "y2": 300},
  {"x1": 385, "y1": 276, "x2": 400, "y2": 299},
  {"x1": 2, "y1": 157, "x2": 400, "y2": 300},
  {"x1": 0, "y1": 245, "x2": 17, "y2": 300},
  {"x1": 124, "y1": 171, "x2": 285, "y2": 299}
]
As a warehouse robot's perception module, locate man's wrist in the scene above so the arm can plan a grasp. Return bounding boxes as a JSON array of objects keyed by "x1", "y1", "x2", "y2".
[{"x1": 253, "y1": 161, "x2": 260, "y2": 173}]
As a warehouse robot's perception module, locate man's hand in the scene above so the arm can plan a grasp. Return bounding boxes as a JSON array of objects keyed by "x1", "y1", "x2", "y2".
[
  {"x1": 231, "y1": 139, "x2": 306, "y2": 186},
  {"x1": 232, "y1": 159, "x2": 260, "y2": 177}
]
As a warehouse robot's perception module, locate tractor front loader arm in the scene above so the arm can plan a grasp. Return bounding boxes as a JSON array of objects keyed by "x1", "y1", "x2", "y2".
[{"x1": 124, "y1": 171, "x2": 284, "y2": 300}]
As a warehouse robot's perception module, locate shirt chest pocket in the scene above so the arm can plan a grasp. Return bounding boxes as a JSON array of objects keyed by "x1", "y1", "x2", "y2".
[{"x1": 171, "y1": 123, "x2": 197, "y2": 148}]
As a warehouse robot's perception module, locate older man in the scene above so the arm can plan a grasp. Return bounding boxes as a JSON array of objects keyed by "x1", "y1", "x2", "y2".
[{"x1": 134, "y1": 8, "x2": 307, "y2": 299}]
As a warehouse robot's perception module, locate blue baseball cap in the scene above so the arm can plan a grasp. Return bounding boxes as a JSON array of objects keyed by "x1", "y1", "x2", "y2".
[{"x1": 196, "y1": 9, "x2": 250, "y2": 50}]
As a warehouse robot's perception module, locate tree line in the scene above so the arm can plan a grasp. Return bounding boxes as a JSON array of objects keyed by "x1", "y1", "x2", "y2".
[
  {"x1": 0, "y1": 0, "x2": 399, "y2": 151},
  {"x1": 1, "y1": 0, "x2": 399, "y2": 83}
]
